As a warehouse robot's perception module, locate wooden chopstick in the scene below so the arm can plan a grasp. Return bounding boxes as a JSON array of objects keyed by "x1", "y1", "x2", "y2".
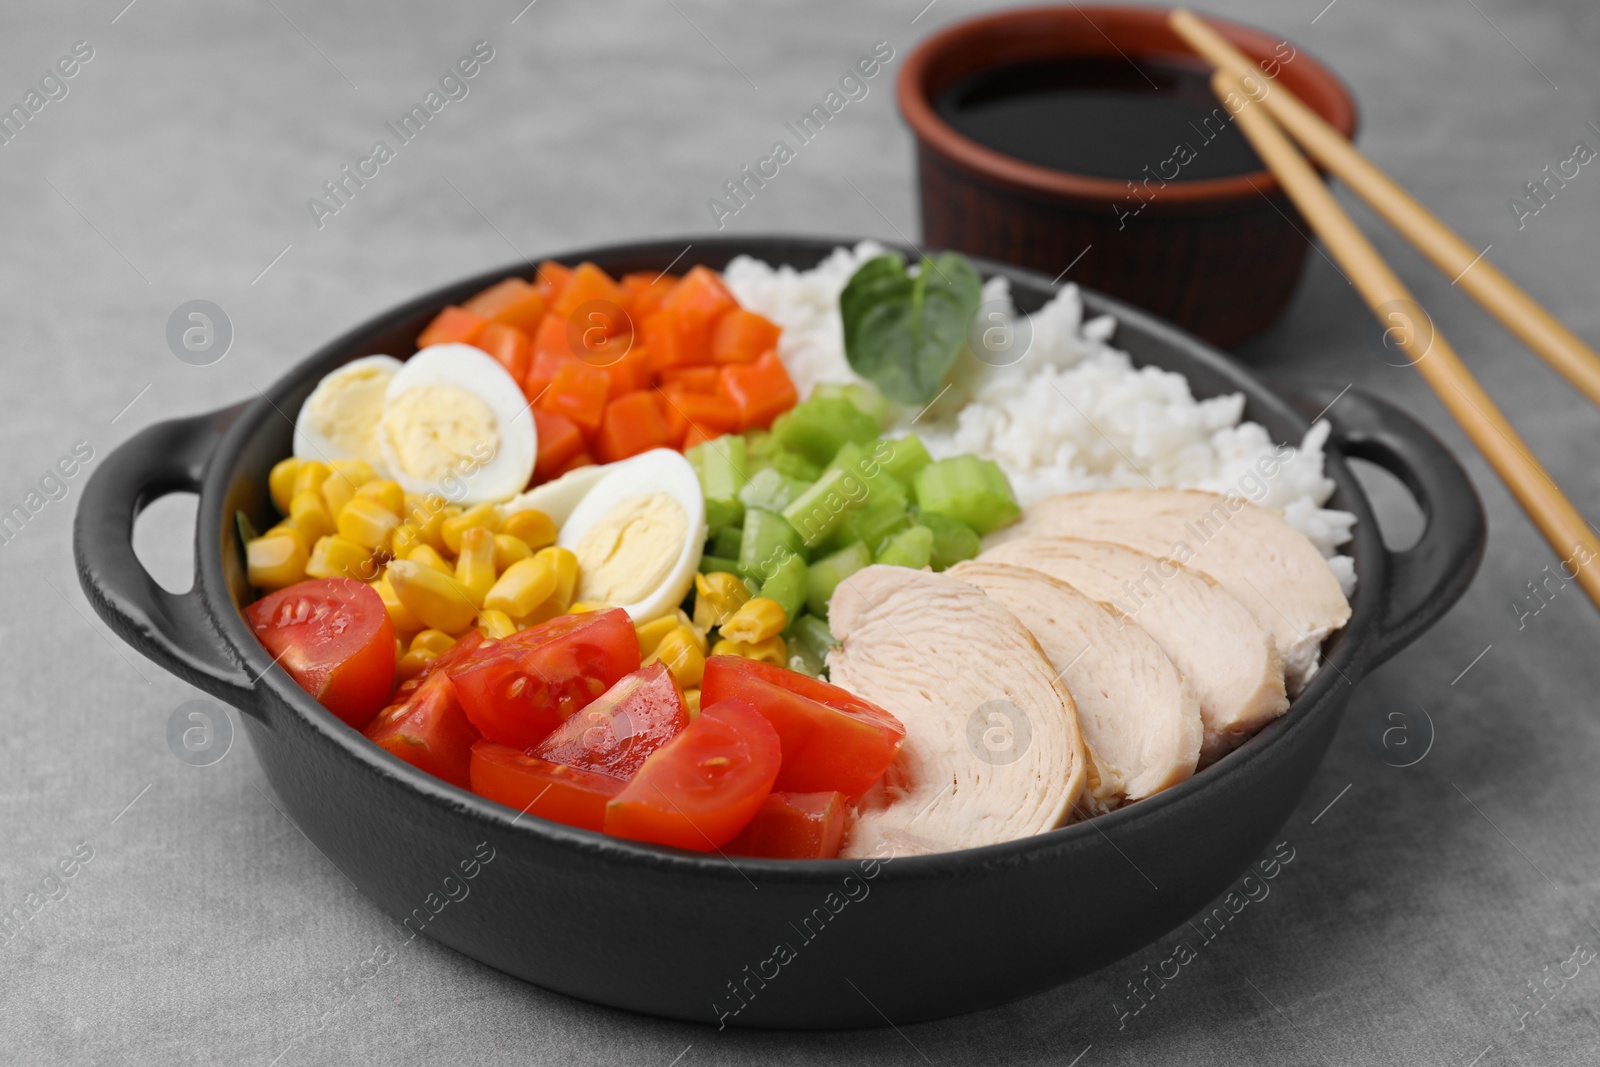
[
  {"x1": 1171, "y1": 9, "x2": 1600, "y2": 411},
  {"x1": 1207, "y1": 67, "x2": 1600, "y2": 611}
]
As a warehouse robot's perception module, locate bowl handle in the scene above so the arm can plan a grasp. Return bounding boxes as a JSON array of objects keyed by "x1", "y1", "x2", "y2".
[
  {"x1": 1299, "y1": 384, "x2": 1486, "y2": 671},
  {"x1": 74, "y1": 405, "x2": 256, "y2": 707}
]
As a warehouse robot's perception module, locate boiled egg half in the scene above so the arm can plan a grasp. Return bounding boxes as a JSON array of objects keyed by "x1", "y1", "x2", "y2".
[
  {"x1": 557, "y1": 449, "x2": 706, "y2": 621},
  {"x1": 377, "y1": 343, "x2": 536, "y2": 505},
  {"x1": 293, "y1": 354, "x2": 403, "y2": 473}
]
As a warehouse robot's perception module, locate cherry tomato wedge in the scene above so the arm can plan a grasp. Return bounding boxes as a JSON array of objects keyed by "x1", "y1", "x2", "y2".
[
  {"x1": 448, "y1": 608, "x2": 640, "y2": 749},
  {"x1": 724, "y1": 791, "x2": 848, "y2": 859},
  {"x1": 532, "y1": 663, "x2": 688, "y2": 780},
  {"x1": 700, "y1": 656, "x2": 905, "y2": 798},
  {"x1": 246, "y1": 577, "x2": 395, "y2": 729},
  {"x1": 469, "y1": 742, "x2": 624, "y2": 832},
  {"x1": 363, "y1": 671, "x2": 480, "y2": 788},
  {"x1": 603, "y1": 698, "x2": 780, "y2": 851}
]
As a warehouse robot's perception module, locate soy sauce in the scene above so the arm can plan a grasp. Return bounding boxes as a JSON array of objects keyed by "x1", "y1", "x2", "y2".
[{"x1": 935, "y1": 55, "x2": 1263, "y2": 181}]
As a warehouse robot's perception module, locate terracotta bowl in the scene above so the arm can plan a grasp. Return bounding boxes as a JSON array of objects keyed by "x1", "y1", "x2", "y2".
[{"x1": 898, "y1": 4, "x2": 1359, "y2": 346}]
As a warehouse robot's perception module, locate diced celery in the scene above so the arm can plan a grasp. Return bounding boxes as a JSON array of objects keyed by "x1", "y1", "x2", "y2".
[
  {"x1": 915, "y1": 508, "x2": 981, "y2": 571},
  {"x1": 739, "y1": 467, "x2": 811, "y2": 514},
  {"x1": 743, "y1": 429, "x2": 777, "y2": 474},
  {"x1": 875, "y1": 433, "x2": 932, "y2": 484},
  {"x1": 806, "y1": 541, "x2": 873, "y2": 616},
  {"x1": 699, "y1": 554, "x2": 743, "y2": 576},
  {"x1": 829, "y1": 496, "x2": 909, "y2": 556},
  {"x1": 786, "y1": 642, "x2": 827, "y2": 678},
  {"x1": 739, "y1": 508, "x2": 804, "y2": 580},
  {"x1": 790, "y1": 613, "x2": 839, "y2": 659},
  {"x1": 829, "y1": 442, "x2": 909, "y2": 509},
  {"x1": 759, "y1": 552, "x2": 808, "y2": 625},
  {"x1": 770, "y1": 450, "x2": 822, "y2": 482},
  {"x1": 874, "y1": 524, "x2": 935, "y2": 570},
  {"x1": 811, "y1": 381, "x2": 889, "y2": 425},
  {"x1": 770, "y1": 397, "x2": 880, "y2": 466},
  {"x1": 712, "y1": 526, "x2": 744, "y2": 560},
  {"x1": 911, "y1": 454, "x2": 1020, "y2": 535},
  {"x1": 695, "y1": 434, "x2": 748, "y2": 530},
  {"x1": 781, "y1": 466, "x2": 858, "y2": 549}
]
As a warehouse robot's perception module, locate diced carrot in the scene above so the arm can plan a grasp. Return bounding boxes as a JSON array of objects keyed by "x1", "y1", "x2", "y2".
[
  {"x1": 720, "y1": 350, "x2": 797, "y2": 430},
  {"x1": 594, "y1": 391, "x2": 674, "y2": 464},
  {"x1": 531, "y1": 314, "x2": 570, "y2": 359},
  {"x1": 557, "y1": 451, "x2": 595, "y2": 476},
  {"x1": 524, "y1": 350, "x2": 577, "y2": 403},
  {"x1": 532, "y1": 409, "x2": 586, "y2": 482},
  {"x1": 464, "y1": 278, "x2": 546, "y2": 334},
  {"x1": 660, "y1": 266, "x2": 738, "y2": 355},
  {"x1": 417, "y1": 306, "x2": 488, "y2": 349},
  {"x1": 712, "y1": 309, "x2": 781, "y2": 365},
  {"x1": 683, "y1": 423, "x2": 718, "y2": 450},
  {"x1": 643, "y1": 311, "x2": 711, "y2": 372},
  {"x1": 552, "y1": 263, "x2": 628, "y2": 324},
  {"x1": 535, "y1": 261, "x2": 572, "y2": 302},
  {"x1": 602, "y1": 344, "x2": 652, "y2": 400},
  {"x1": 654, "y1": 388, "x2": 687, "y2": 448},
  {"x1": 663, "y1": 385, "x2": 742, "y2": 437},
  {"x1": 475, "y1": 322, "x2": 533, "y2": 385},
  {"x1": 538, "y1": 360, "x2": 610, "y2": 435},
  {"x1": 660, "y1": 366, "x2": 721, "y2": 393},
  {"x1": 621, "y1": 272, "x2": 677, "y2": 322}
]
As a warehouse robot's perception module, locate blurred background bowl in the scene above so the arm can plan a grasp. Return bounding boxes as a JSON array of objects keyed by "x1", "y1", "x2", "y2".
[{"x1": 898, "y1": 3, "x2": 1359, "y2": 346}]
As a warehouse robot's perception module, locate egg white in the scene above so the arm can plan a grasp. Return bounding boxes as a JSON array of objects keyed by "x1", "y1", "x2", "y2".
[
  {"x1": 557, "y1": 449, "x2": 707, "y2": 621},
  {"x1": 499, "y1": 463, "x2": 610, "y2": 528},
  {"x1": 379, "y1": 343, "x2": 536, "y2": 505},
  {"x1": 292, "y1": 354, "x2": 403, "y2": 472}
]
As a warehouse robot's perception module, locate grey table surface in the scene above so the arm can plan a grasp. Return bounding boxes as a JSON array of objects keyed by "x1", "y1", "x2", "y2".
[{"x1": 4, "y1": 0, "x2": 1599, "y2": 1063}]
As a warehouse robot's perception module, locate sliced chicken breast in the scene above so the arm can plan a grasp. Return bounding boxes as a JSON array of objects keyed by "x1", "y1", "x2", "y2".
[
  {"x1": 981, "y1": 536, "x2": 1287, "y2": 763},
  {"x1": 994, "y1": 489, "x2": 1350, "y2": 692},
  {"x1": 950, "y1": 561, "x2": 1202, "y2": 805},
  {"x1": 826, "y1": 565, "x2": 1089, "y2": 857}
]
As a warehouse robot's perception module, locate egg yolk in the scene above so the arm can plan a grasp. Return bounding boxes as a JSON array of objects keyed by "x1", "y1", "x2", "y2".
[
  {"x1": 307, "y1": 364, "x2": 392, "y2": 465},
  {"x1": 381, "y1": 384, "x2": 499, "y2": 483},
  {"x1": 573, "y1": 493, "x2": 688, "y2": 607}
]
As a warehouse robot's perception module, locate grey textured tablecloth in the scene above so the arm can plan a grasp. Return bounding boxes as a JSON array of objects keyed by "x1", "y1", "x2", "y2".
[{"x1": 4, "y1": 0, "x2": 1598, "y2": 1063}]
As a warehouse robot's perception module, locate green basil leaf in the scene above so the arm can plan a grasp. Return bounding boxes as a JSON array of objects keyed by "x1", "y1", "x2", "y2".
[{"x1": 841, "y1": 251, "x2": 983, "y2": 405}]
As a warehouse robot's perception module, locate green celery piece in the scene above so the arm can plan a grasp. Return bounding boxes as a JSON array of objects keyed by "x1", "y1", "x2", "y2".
[
  {"x1": 829, "y1": 496, "x2": 909, "y2": 556},
  {"x1": 712, "y1": 526, "x2": 744, "y2": 560},
  {"x1": 914, "y1": 508, "x2": 981, "y2": 571},
  {"x1": 699, "y1": 554, "x2": 743, "y2": 576},
  {"x1": 770, "y1": 396, "x2": 880, "y2": 466},
  {"x1": 759, "y1": 552, "x2": 808, "y2": 626},
  {"x1": 770, "y1": 450, "x2": 822, "y2": 482},
  {"x1": 743, "y1": 429, "x2": 777, "y2": 474},
  {"x1": 829, "y1": 442, "x2": 909, "y2": 508},
  {"x1": 697, "y1": 434, "x2": 748, "y2": 531},
  {"x1": 790, "y1": 613, "x2": 839, "y2": 659},
  {"x1": 739, "y1": 508, "x2": 804, "y2": 582},
  {"x1": 786, "y1": 641, "x2": 827, "y2": 678},
  {"x1": 912, "y1": 454, "x2": 1020, "y2": 535},
  {"x1": 874, "y1": 524, "x2": 935, "y2": 570},
  {"x1": 875, "y1": 433, "x2": 932, "y2": 484},
  {"x1": 739, "y1": 467, "x2": 811, "y2": 514},
  {"x1": 811, "y1": 381, "x2": 889, "y2": 425},
  {"x1": 805, "y1": 541, "x2": 873, "y2": 617},
  {"x1": 781, "y1": 466, "x2": 859, "y2": 549}
]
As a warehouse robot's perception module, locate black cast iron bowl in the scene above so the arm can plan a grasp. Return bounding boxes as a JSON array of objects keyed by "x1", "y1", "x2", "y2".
[{"x1": 74, "y1": 235, "x2": 1483, "y2": 1029}]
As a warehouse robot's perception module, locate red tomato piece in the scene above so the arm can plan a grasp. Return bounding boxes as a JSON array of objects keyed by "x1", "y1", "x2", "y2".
[
  {"x1": 532, "y1": 663, "x2": 688, "y2": 779},
  {"x1": 603, "y1": 698, "x2": 781, "y2": 851},
  {"x1": 469, "y1": 742, "x2": 624, "y2": 831},
  {"x1": 246, "y1": 577, "x2": 396, "y2": 729},
  {"x1": 723, "y1": 791, "x2": 848, "y2": 859},
  {"x1": 394, "y1": 629, "x2": 488, "y2": 702},
  {"x1": 447, "y1": 608, "x2": 641, "y2": 748},
  {"x1": 475, "y1": 322, "x2": 532, "y2": 385},
  {"x1": 700, "y1": 657, "x2": 905, "y2": 798},
  {"x1": 711, "y1": 309, "x2": 781, "y2": 365},
  {"x1": 594, "y1": 390, "x2": 674, "y2": 463},
  {"x1": 719, "y1": 350, "x2": 797, "y2": 430},
  {"x1": 532, "y1": 408, "x2": 586, "y2": 482},
  {"x1": 363, "y1": 671, "x2": 480, "y2": 788},
  {"x1": 538, "y1": 360, "x2": 610, "y2": 435},
  {"x1": 417, "y1": 305, "x2": 488, "y2": 349}
]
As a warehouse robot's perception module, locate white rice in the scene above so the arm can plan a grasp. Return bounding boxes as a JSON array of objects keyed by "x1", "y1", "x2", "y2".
[{"x1": 723, "y1": 242, "x2": 1356, "y2": 594}]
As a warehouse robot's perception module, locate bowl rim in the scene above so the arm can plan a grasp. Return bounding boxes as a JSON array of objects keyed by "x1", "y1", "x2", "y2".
[
  {"x1": 895, "y1": 2, "x2": 1361, "y2": 208},
  {"x1": 202, "y1": 233, "x2": 1384, "y2": 885}
]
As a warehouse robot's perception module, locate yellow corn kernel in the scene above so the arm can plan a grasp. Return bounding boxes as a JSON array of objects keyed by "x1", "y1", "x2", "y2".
[
  {"x1": 397, "y1": 648, "x2": 437, "y2": 681},
  {"x1": 712, "y1": 634, "x2": 787, "y2": 666},
  {"x1": 719, "y1": 596, "x2": 787, "y2": 644},
  {"x1": 374, "y1": 573, "x2": 423, "y2": 633},
  {"x1": 484, "y1": 556, "x2": 558, "y2": 618},
  {"x1": 455, "y1": 527, "x2": 498, "y2": 607},
  {"x1": 492, "y1": 534, "x2": 532, "y2": 572},
  {"x1": 321, "y1": 474, "x2": 356, "y2": 520},
  {"x1": 693, "y1": 572, "x2": 750, "y2": 630},
  {"x1": 390, "y1": 523, "x2": 421, "y2": 559},
  {"x1": 646, "y1": 626, "x2": 706, "y2": 688},
  {"x1": 246, "y1": 532, "x2": 307, "y2": 589},
  {"x1": 410, "y1": 629, "x2": 457, "y2": 657},
  {"x1": 477, "y1": 609, "x2": 517, "y2": 640},
  {"x1": 682, "y1": 688, "x2": 702, "y2": 719},
  {"x1": 329, "y1": 458, "x2": 377, "y2": 488},
  {"x1": 268, "y1": 457, "x2": 302, "y2": 515},
  {"x1": 408, "y1": 544, "x2": 453, "y2": 574},
  {"x1": 292, "y1": 460, "x2": 331, "y2": 499},
  {"x1": 635, "y1": 614, "x2": 680, "y2": 659},
  {"x1": 337, "y1": 496, "x2": 401, "y2": 551},
  {"x1": 386, "y1": 559, "x2": 478, "y2": 634},
  {"x1": 263, "y1": 522, "x2": 311, "y2": 556},
  {"x1": 536, "y1": 546, "x2": 579, "y2": 613},
  {"x1": 676, "y1": 609, "x2": 709, "y2": 653},
  {"x1": 501, "y1": 508, "x2": 557, "y2": 551},
  {"x1": 304, "y1": 535, "x2": 374, "y2": 582},
  {"x1": 289, "y1": 490, "x2": 334, "y2": 543},
  {"x1": 441, "y1": 502, "x2": 501, "y2": 555},
  {"x1": 403, "y1": 496, "x2": 453, "y2": 552},
  {"x1": 355, "y1": 478, "x2": 405, "y2": 516},
  {"x1": 569, "y1": 601, "x2": 611, "y2": 614}
]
